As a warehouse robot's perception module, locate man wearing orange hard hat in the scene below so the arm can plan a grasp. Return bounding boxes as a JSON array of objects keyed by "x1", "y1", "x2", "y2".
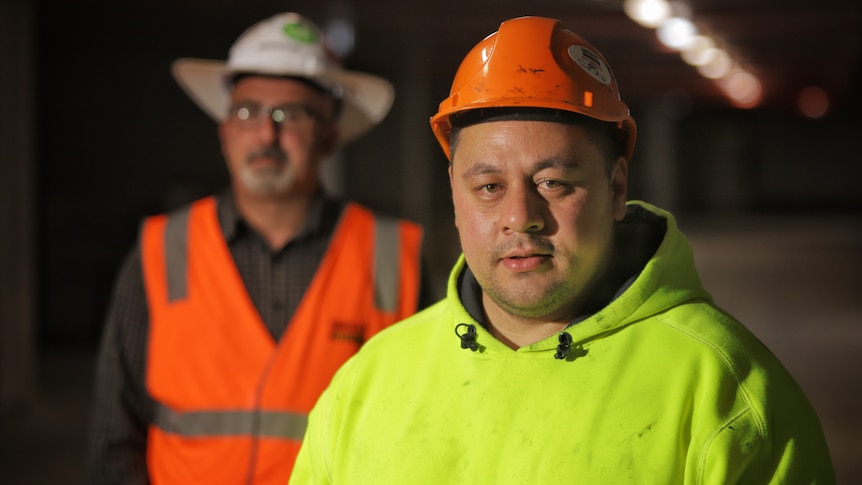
[
  {"x1": 289, "y1": 16, "x2": 834, "y2": 484},
  {"x1": 86, "y1": 12, "x2": 428, "y2": 484}
]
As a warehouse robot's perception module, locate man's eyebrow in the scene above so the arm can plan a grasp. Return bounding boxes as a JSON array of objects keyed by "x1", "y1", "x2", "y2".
[
  {"x1": 460, "y1": 162, "x2": 500, "y2": 179},
  {"x1": 534, "y1": 158, "x2": 580, "y2": 172},
  {"x1": 460, "y1": 158, "x2": 579, "y2": 178}
]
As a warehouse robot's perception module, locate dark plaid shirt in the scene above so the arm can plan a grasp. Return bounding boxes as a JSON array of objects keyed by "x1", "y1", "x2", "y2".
[{"x1": 85, "y1": 190, "x2": 409, "y2": 484}]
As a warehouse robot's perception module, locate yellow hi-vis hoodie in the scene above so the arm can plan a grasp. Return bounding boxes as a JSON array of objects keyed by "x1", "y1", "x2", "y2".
[{"x1": 290, "y1": 201, "x2": 835, "y2": 485}]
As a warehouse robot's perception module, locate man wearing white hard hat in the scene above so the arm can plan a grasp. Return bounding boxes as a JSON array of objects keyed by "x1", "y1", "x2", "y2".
[{"x1": 86, "y1": 12, "x2": 426, "y2": 484}]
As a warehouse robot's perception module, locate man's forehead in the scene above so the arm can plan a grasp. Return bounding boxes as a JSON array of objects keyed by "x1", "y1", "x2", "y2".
[
  {"x1": 452, "y1": 122, "x2": 600, "y2": 173},
  {"x1": 456, "y1": 119, "x2": 592, "y2": 149},
  {"x1": 458, "y1": 118, "x2": 593, "y2": 137},
  {"x1": 230, "y1": 75, "x2": 330, "y2": 98},
  {"x1": 457, "y1": 157, "x2": 580, "y2": 175}
]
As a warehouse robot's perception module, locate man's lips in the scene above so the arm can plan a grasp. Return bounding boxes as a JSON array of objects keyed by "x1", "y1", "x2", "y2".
[
  {"x1": 502, "y1": 247, "x2": 552, "y2": 259},
  {"x1": 500, "y1": 252, "x2": 551, "y2": 272}
]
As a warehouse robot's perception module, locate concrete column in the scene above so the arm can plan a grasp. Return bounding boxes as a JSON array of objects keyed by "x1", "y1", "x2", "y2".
[
  {"x1": 700, "y1": 120, "x2": 754, "y2": 213},
  {"x1": 639, "y1": 99, "x2": 681, "y2": 213},
  {"x1": 399, "y1": 36, "x2": 435, "y2": 226},
  {"x1": 0, "y1": 0, "x2": 37, "y2": 412},
  {"x1": 398, "y1": 35, "x2": 456, "y2": 298}
]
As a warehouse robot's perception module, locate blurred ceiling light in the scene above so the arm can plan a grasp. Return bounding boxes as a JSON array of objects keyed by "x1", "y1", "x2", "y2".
[
  {"x1": 623, "y1": 0, "x2": 767, "y2": 110},
  {"x1": 324, "y1": 17, "x2": 355, "y2": 58},
  {"x1": 798, "y1": 86, "x2": 830, "y2": 118},
  {"x1": 721, "y1": 70, "x2": 762, "y2": 108},
  {"x1": 696, "y1": 48, "x2": 732, "y2": 79},
  {"x1": 669, "y1": 1, "x2": 693, "y2": 19},
  {"x1": 623, "y1": 0, "x2": 672, "y2": 28},
  {"x1": 324, "y1": 0, "x2": 355, "y2": 58},
  {"x1": 657, "y1": 17, "x2": 698, "y2": 50},
  {"x1": 680, "y1": 35, "x2": 716, "y2": 66}
]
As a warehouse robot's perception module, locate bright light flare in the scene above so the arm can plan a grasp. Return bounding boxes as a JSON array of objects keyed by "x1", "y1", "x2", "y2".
[
  {"x1": 624, "y1": 0, "x2": 672, "y2": 28},
  {"x1": 720, "y1": 70, "x2": 763, "y2": 108},
  {"x1": 680, "y1": 35, "x2": 716, "y2": 66},
  {"x1": 696, "y1": 48, "x2": 732, "y2": 79},
  {"x1": 657, "y1": 17, "x2": 698, "y2": 50}
]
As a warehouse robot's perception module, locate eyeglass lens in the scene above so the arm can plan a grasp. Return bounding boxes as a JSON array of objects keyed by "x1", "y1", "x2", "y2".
[{"x1": 230, "y1": 102, "x2": 321, "y2": 128}]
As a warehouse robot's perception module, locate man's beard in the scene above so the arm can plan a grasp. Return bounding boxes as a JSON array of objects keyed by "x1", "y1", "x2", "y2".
[{"x1": 240, "y1": 146, "x2": 296, "y2": 195}]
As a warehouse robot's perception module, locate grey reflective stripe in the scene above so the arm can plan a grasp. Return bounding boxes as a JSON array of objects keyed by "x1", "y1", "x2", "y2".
[
  {"x1": 164, "y1": 205, "x2": 191, "y2": 302},
  {"x1": 154, "y1": 403, "x2": 308, "y2": 440},
  {"x1": 374, "y1": 215, "x2": 400, "y2": 312}
]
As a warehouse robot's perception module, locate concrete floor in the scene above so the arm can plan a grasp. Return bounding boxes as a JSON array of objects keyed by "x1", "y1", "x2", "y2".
[
  {"x1": 2, "y1": 213, "x2": 860, "y2": 483},
  {"x1": 0, "y1": 344, "x2": 94, "y2": 483}
]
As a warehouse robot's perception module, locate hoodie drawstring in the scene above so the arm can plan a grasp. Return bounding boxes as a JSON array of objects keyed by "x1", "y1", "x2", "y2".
[
  {"x1": 554, "y1": 331, "x2": 573, "y2": 360},
  {"x1": 455, "y1": 323, "x2": 479, "y2": 352},
  {"x1": 455, "y1": 324, "x2": 574, "y2": 361}
]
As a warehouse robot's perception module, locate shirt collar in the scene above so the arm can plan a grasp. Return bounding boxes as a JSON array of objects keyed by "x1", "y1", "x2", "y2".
[{"x1": 215, "y1": 189, "x2": 335, "y2": 245}]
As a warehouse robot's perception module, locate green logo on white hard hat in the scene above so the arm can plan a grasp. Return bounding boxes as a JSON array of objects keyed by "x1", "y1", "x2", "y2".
[{"x1": 283, "y1": 21, "x2": 317, "y2": 44}]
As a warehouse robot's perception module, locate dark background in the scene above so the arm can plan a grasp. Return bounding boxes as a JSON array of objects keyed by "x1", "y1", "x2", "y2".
[
  {"x1": 33, "y1": 0, "x2": 862, "y2": 345},
  {"x1": 2, "y1": 0, "x2": 861, "y2": 482}
]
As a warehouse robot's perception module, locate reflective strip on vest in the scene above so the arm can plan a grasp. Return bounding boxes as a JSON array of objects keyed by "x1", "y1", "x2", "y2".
[
  {"x1": 161, "y1": 205, "x2": 401, "y2": 309},
  {"x1": 164, "y1": 204, "x2": 191, "y2": 303},
  {"x1": 374, "y1": 215, "x2": 399, "y2": 313},
  {"x1": 153, "y1": 403, "x2": 308, "y2": 440}
]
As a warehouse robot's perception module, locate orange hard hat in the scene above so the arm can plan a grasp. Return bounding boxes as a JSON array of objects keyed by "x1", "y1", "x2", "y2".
[{"x1": 430, "y1": 16, "x2": 637, "y2": 162}]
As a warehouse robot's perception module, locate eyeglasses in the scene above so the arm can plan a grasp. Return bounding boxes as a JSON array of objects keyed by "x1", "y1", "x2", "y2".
[{"x1": 227, "y1": 102, "x2": 327, "y2": 130}]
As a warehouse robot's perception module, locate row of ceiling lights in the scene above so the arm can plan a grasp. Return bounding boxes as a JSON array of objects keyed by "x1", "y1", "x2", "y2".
[
  {"x1": 324, "y1": 0, "x2": 832, "y2": 119},
  {"x1": 622, "y1": 0, "x2": 831, "y2": 118},
  {"x1": 623, "y1": 0, "x2": 763, "y2": 109}
]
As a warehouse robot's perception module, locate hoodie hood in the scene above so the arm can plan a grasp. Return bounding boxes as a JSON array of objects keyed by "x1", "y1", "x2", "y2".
[{"x1": 448, "y1": 200, "x2": 712, "y2": 355}]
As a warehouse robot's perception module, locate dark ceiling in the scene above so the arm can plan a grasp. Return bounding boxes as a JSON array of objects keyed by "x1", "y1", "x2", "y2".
[
  {"x1": 27, "y1": 0, "x2": 862, "y2": 345},
  {"x1": 345, "y1": 0, "x2": 862, "y2": 114},
  {"x1": 35, "y1": 0, "x2": 862, "y2": 117}
]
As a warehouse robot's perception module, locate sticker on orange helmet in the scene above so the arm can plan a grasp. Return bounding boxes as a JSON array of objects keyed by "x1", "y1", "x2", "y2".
[{"x1": 568, "y1": 45, "x2": 612, "y2": 86}]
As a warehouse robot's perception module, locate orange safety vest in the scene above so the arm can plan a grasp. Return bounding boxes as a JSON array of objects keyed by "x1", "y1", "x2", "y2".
[{"x1": 140, "y1": 196, "x2": 422, "y2": 484}]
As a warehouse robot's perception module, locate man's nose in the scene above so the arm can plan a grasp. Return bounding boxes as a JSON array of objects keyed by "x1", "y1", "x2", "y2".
[
  {"x1": 501, "y1": 184, "x2": 545, "y2": 233},
  {"x1": 256, "y1": 116, "x2": 281, "y2": 145}
]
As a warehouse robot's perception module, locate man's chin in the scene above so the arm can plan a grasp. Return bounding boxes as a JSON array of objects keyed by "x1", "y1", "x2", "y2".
[{"x1": 241, "y1": 171, "x2": 296, "y2": 195}]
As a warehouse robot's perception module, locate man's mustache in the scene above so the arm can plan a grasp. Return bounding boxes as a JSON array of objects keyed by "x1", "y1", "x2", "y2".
[
  {"x1": 246, "y1": 146, "x2": 288, "y2": 164},
  {"x1": 491, "y1": 236, "x2": 556, "y2": 260}
]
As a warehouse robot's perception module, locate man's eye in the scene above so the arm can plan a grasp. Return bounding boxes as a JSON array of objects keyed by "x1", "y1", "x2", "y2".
[
  {"x1": 480, "y1": 184, "x2": 501, "y2": 193},
  {"x1": 540, "y1": 180, "x2": 565, "y2": 189}
]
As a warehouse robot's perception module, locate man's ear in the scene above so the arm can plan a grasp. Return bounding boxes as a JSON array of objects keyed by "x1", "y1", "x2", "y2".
[
  {"x1": 448, "y1": 164, "x2": 459, "y2": 229},
  {"x1": 218, "y1": 122, "x2": 230, "y2": 162},
  {"x1": 318, "y1": 125, "x2": 339, "y2": 157},
  {"x1": 610, "y1": 156, "x2": 629, "y2": 221}
]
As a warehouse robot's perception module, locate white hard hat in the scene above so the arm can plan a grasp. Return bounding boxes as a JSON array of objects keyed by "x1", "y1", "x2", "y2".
[{"x1": 171, "y1": 12, "x2": 394, "y2": 143}]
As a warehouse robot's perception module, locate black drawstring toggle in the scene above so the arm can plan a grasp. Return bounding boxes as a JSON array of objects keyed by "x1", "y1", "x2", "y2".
[
  {"x1": 554, "y1": 331, "x2": 573, "y2": 360},
  {"x1": 455, "y1": 323, "x2": 479, "y2": 352}
]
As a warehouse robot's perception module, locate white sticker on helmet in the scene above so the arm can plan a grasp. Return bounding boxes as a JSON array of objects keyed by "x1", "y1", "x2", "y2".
[{"x1": 568, "y1": 45, "x2": 612, "y2": 85}]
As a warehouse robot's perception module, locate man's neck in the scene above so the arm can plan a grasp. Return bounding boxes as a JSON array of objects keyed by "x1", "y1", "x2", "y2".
[
  {"x1": 481, "y1": 299, "x2": 571, "y2": 350},
  {"x1": 235, "y1": 191, "x2": 315, "y2": 250}
]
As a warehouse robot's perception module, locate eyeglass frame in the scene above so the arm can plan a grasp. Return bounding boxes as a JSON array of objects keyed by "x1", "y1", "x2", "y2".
[{"x1": 226, "y1": 101, "x2": 332, "y2": 131}]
